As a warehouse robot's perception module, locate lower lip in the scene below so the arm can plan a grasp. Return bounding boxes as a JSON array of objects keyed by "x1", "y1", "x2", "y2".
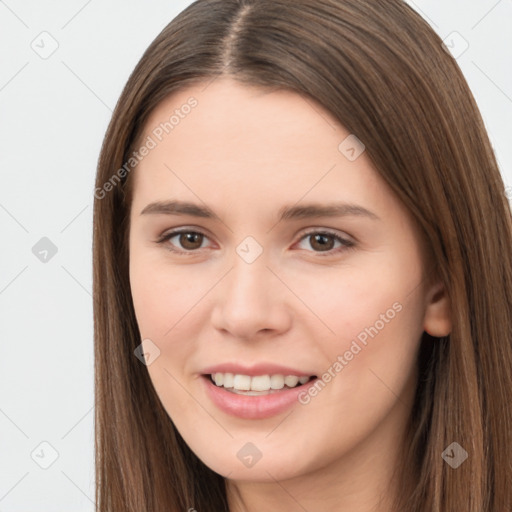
[{"x1": 201, "y1": 375, "x2": 318, "y2": 419}]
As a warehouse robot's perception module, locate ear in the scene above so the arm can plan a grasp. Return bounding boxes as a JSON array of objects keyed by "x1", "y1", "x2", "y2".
[{"x1": 423, "y1": 280, "x2": 452, "y2": 337}]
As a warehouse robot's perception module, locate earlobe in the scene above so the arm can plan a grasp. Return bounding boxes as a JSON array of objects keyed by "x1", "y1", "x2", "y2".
[{"x1": 423, "y1": 281, "x2": 452, "y2": 337}]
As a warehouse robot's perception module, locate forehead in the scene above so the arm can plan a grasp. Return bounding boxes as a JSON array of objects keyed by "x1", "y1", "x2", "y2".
[
  {"x1": 131, "y1": 78, "x2": 385, "y2": 207},
  {"x1": 143, "y1": 79, "x2": 342, "y2": 161}
]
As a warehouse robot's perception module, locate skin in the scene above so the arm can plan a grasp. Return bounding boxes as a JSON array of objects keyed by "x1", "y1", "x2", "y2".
[{"x1": 128, "y1": 78, "x2": 452, "y2": 512}]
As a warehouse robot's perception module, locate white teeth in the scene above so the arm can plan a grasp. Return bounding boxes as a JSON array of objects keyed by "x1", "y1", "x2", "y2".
[
  {"x1": 251, "y1": 375, "x2": 271, "y2": 391},
  {"x1": 233, "y1": 374, "x2": 251, "y2": 391},
  {"x1": 270, "y1": 374, "x2": 285, "y2": 390},
  {"x1": 223, "y1": 373, "x2": 234, "y2": 388},
  {"x1": 210, "y1": 372, "x2": 313, "y2": 392},
  {"x1": 284, "y1": 375, "x2": 299, "y2": 387}
]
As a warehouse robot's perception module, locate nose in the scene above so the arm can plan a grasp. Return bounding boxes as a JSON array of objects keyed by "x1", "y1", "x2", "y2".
[{"x1": 210, "y1": 251, "x2": 292, "y2": 341}]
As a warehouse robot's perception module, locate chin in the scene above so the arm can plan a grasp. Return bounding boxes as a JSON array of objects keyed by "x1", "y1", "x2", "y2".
[{"x1": 197, "y1": 447, "x2": 312, "y2": 482}]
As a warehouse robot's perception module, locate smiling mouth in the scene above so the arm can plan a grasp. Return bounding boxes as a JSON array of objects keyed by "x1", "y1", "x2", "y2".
[{"x1": 206, "y1": 373, "x2": 318, "y2": 395}]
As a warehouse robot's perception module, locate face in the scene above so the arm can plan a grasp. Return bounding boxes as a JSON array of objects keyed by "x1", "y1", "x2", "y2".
[{"x1": 128, "y1": 78, "x2": 449, "y2": 486}]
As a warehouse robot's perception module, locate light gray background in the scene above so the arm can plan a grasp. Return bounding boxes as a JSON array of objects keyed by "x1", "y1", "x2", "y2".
[{"x1": 0, "y1": 1, "x2": 510, "y2": 510}]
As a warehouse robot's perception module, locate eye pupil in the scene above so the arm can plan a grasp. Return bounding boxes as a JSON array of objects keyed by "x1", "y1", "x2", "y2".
[
  {"x1": 180, "y1": 232, "x2": 203, "y2": 249},
  {"x1": 310, "y1": 233, "x2": 334, "y2": 251}
]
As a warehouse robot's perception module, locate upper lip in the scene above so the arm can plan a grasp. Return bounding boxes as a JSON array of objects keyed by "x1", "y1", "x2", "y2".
[{"x1": 200, "y1": 363, "x2": 316, "y2": 377}]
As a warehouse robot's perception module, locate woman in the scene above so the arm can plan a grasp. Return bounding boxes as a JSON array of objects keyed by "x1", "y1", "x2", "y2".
[{"x1": 92, "y1": 0, "x2": 512, "y2": 510}]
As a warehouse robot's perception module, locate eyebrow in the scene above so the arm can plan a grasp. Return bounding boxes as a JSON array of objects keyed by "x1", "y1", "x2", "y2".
[{"x1": 140, "y1": 199, "x2": 380, "y2": 222}]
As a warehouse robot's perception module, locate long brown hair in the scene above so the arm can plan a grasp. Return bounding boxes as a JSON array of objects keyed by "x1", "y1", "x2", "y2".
[{"x1": 93, "y1": 0, "x2": 512, "y2": 510}]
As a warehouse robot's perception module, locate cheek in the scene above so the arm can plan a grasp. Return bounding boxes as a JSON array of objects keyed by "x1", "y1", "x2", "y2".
[
  {"x1": 129, "y1": 253, "x2": 204, "y2": 398},
  {"x1": 288, "y1": 255, "x2": 425, "y2": 399},
  {"x1": 288, "y1": 254, "x2": 423, "y2": 341},
  {"x1": 129, "y1": 257, "x2": 204, "y2": 413},
  {"x1": 129, "y1": 250, "x2": 206, "y2": 339}
]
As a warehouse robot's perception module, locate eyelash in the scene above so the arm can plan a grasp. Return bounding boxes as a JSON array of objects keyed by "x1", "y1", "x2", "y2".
[{"x1": 155, "y1": 228, "x2": 355, "y2": 257}]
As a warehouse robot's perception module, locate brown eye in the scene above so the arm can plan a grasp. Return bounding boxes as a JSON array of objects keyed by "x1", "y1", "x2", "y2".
[
  {"x1": 296, "y1": 230, "x2": 355, "y2": 256},
  {"x1": 309, "y1": 233, "x2": 336, "y2": 252},
  {"x1": 178, "y1": 232, "x2": 204, "y2": 250},
  {"x1": 157, "y1": 230, "x2": 209, "y2": 254}
]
